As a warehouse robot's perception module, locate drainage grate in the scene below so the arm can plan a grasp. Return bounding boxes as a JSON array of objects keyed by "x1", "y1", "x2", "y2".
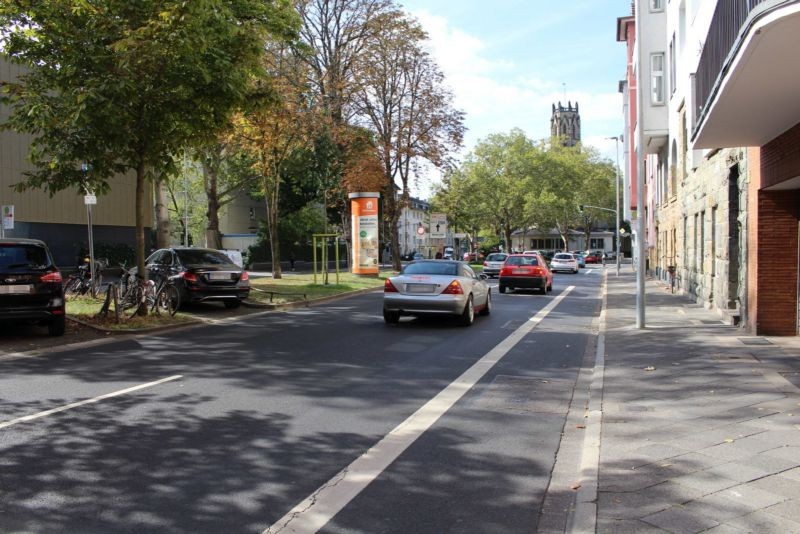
[{"x1": 738, "y1": 337, "x2": 773, "y2": 346}]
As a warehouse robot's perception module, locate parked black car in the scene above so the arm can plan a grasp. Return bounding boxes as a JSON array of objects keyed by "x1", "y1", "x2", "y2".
[
  {"x1": 0, "y1": 238, "x2": 65, "y2": 336},
  {"x1": 129, "y1": 247, "x2": 250, "y2": 308}
]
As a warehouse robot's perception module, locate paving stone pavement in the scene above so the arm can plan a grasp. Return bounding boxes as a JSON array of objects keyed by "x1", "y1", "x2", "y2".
[{"x1": 598, "y1": 270, "x2": 800, "y2": 534}]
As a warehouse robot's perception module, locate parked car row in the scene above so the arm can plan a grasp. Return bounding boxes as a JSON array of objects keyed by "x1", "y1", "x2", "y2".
[{"x1": 1, "y1": 239, "x2": 252, "y2": 338}]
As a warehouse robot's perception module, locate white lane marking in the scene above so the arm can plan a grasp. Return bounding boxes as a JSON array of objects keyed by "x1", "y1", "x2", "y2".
[
  {"x1": 0, "y1": 375, "x2": 183, "y2": 430},
  {"x1": 265, "y1": 287, "x2": 576, "y2": 534}
]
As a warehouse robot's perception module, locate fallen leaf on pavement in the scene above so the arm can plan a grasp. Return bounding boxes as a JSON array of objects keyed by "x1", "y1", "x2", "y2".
[
  {"x1": 724, "y1": 438, "x2": 734, "y2": 443},
  {"x1": 571, "y1": 483, "x2": 582, "y2": 490},
  {"x1": 576, "y1": 425, "x2": 586, "y2": 429},
  {"x1": 644, "y1": 366, "x2": 656, "y2": 371}
]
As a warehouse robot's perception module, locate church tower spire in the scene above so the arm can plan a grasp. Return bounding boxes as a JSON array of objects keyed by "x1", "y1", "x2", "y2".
[{"x1": 550, "y1": 101, "x2": 581, "y2": 147}]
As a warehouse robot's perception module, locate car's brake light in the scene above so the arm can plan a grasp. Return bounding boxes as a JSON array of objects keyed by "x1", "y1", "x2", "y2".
[
  {"x1": 181, "y1": 271, "x2": 199, "y2": 283},
  {"x1": 40, "y1": 271, "x2": 62, "y2": 283},
  {"x1": 441, "y1": 280, "x2": 463, "y2": 295},
  {"x1": 240, "y1": 271, "x2": 249, "y2": 281},
  {"x1": 384, "y1": 279, "x2": 398, "y2": 293}
]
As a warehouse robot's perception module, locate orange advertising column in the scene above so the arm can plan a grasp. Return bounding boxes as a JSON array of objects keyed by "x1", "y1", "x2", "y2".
[{"x1": 349, "y1": 192, "x2": 381, "y2": 275}]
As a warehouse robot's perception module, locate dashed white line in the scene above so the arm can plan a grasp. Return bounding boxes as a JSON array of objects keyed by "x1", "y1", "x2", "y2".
[
  {"x1": 264, "y1": 287, "x2": 576, "y2": 534},
  {"x1": 0, "y1": 375, "x2": 183, "y2": 430}
]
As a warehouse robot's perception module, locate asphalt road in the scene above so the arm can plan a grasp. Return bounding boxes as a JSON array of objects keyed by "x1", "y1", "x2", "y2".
[{"x1": 0, "y1": 267, "x2": 606, "y2": 533}]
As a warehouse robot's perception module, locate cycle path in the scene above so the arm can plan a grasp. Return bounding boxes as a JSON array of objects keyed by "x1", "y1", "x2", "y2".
[{"x1": 592, "y1": 270, "x2": 800, "y2": 533}]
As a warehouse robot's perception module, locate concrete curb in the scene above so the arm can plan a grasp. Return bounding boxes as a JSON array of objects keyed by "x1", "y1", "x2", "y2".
[
  {"x1": 67, "y1": 315, "x2": 202, "y2": 334},
  {"x1": 567, "y1": 269, "x2": 607, "y2": 533}
]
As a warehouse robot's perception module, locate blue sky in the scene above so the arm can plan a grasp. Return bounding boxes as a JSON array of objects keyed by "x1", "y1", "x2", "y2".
[{"x1": 397, "y1": 0, "x2": 631, "y2": 197}]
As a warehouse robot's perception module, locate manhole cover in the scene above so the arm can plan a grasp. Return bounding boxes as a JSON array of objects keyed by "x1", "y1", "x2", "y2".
[{"x1": 738, "y1": 338, "x2": 773, "y2": 346}]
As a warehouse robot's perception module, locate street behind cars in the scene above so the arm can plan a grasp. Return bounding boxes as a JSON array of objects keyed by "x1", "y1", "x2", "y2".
[
  {"x1": 498, "y1": 252, "x2": 553, "y2": 294},
  {"x1": 383, "y1": 260, "x2": 490, "y2": 326},
  {"x1": 0, "y1": 238, "x2": 65, "y2": 336}
]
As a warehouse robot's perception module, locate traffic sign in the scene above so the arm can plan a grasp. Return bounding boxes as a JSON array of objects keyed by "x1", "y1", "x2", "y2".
[
  {"x1": 416, "y1": 225, "x2": 426, "y2": 236},
  {"x1": 430, "y1": 213, "x2": 447, "y2": 239},
  {"x1": 84, "y1": 194, "x2": 97, "y2": 205}
]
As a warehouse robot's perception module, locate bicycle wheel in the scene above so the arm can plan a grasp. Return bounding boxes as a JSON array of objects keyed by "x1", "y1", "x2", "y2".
[
  {"x1": 154, "y1": 285, "x2": 180, "y2": 317},
  {"x1": 64, "y1": 277, "x2": 83, "y2": 299},
  {"x1": 122, "y1": 283, "x2": 144, "y2": 318}
]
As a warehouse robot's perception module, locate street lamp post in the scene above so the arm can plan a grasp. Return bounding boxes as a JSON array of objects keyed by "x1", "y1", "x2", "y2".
[{"x1": 606, "y1": 136, "x2": 622, "y2": 277}]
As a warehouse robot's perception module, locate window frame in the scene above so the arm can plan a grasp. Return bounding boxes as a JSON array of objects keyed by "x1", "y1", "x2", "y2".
[{"x1": 651, "y1": 52, "x2": 666, "y2": 106}]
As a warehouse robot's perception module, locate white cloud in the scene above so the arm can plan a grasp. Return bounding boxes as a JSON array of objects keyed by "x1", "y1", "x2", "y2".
[{"x1": 407, "y1": 9, "x2": 624, "y2": 197}]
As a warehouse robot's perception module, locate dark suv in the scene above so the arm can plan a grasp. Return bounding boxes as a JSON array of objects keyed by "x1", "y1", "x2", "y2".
[{"x1": 0, "y1": 238, "x2": 65, "y2": 336}]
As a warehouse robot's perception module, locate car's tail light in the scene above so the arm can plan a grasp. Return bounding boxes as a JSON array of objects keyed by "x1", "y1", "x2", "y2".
[
  {"x1": 384, "y1": 279, "x2": 398, "y2": 293},
  {"x1": 240, "y1": 271, "x2": 249, "y2": 281},
  {"x1": 442, "y1": 280, "x2": 463, "y2": 295},
  {"x1": 40, "y1": 271, "x2": 62, "y2": 283},
  {"x1": 181, "y1": 271, "x2": 199, "y2": 283},
  {"x1": 532, "y1": 267, "x2": 544, "y2": 276}
]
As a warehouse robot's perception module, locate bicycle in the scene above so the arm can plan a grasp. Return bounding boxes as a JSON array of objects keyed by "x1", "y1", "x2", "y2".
[
  {"x1": 667, "y1": 265, "x2": 676, "y2": 294},
  {"x1": 64, "y1": 257, "x2": 107, "y2": 299},
  {"x1": 118, "y1": 265, "x2": 180, "y2": 318}
]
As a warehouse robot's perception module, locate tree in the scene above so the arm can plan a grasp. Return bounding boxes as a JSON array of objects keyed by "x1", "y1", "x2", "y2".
[
  {"x1": 353, "y1": 14, "x2": 464, "y2": 270},
  {"x1": 234, "y1": 43, "x2": 313, "y2": 279},
  {"x1": 0, "y1": 0, "x2": 298, "y2": 298},
  {"x1": 455, "y1": 130, "x2": 540, "y2": 251},
  {"x1": 295, "y1": 0, "x2": 398, "y2": 126}
]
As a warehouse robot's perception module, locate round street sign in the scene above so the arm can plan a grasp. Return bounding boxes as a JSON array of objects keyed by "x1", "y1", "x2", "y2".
[{"x1": 416, "y1": 226, "x2": 426, "y2": 236}]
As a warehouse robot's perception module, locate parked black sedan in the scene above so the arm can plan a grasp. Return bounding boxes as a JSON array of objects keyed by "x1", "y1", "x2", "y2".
[
  {"x1": 0, "y1": 238, "x2": 65, "y2": 336},
  {"x1": 134, "y1": 247, "x2": 250, "y2": 308}
]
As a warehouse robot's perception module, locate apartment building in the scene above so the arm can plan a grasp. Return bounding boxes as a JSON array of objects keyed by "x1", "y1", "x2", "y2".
[
  {"x1": 1, "y1": 56, "x2": 150, "y2": 267},
  {"x1": 618, "y1": 1, "x2": 769, "y2": 331}
]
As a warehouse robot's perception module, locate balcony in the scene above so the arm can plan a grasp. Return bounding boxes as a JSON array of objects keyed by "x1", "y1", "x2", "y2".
[{"x1": 693, "y1": 0, "x2": 800, "y2": 148}]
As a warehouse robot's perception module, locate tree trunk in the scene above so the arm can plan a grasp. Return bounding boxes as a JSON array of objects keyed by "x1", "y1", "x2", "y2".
[
  {"x1": 263, "y1": 174, "x2": 282, "y2": 279},
  {"x1": 203, "y1": 161, "x2": 222, "y2": 249},
  {"x1": 155, "y1": 174, "x2": 171, "y2": 249},
  {"x1": 504, "y1": 227, "x2": 513, "y2": 254},
  {"x1": 135, "y1": 161, "x2": 148, "y2": 316}
]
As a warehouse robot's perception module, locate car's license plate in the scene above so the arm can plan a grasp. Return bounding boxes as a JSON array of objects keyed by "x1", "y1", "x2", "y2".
[
  {"x1": 406, "y1": 284, "x2": 435, "y2": 293},
  {"x1": 0, "y1": 284, "x2": 32, "y2": 294},
  {"x1": 513, "y1": 269, "x2": 529, "y2": 275},
  {"x1": 207, "y1": 272, "x2": 231, "y2": 281}
]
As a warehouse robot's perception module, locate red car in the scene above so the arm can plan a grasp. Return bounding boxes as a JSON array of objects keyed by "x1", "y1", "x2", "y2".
[
  {"x1": 583, "y1": 252, "x2": 602, "y2": 264},
  {"x1": 498, "y1": 252, "x2": 553, "y2": 294}
]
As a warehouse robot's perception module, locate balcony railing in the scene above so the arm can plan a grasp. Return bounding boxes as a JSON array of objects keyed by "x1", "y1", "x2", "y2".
[{"x1": 694, "y1": 0, "x2": 778, "y2": 131}]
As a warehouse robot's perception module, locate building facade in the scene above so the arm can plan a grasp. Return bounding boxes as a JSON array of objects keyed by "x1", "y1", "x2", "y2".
[
  {"x1": 1, "y1": 56, "x2": 150, "y2": 267},
  {"x1": 620, "y1": 0, "x2": 800, "y2": 335}
]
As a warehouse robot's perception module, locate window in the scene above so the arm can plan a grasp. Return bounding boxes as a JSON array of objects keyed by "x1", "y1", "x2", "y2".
[
  {"x1": 651, "y1": 53, "x2": 665, "y2": 105},
  {"x1": 669, "y1": 34, "x2": 676, "y2": 97},
  {"x1": 650, "y1": 0, "x2": 664, "y2": 11}
]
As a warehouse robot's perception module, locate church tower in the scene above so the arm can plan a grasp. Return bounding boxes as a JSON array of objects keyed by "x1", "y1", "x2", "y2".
[{"x1": 550, "y1": 101, "x2": 581, "y2": 147}]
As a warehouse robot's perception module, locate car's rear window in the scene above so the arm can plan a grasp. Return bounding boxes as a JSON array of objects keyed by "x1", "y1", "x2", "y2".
[
  {"x1": 403, "y1": 261, "x2": 459, "y2": 276},
  {"x1": 177, "y1": 249, "x2": 235, "y2": 266},
  {"x1": 487, "y1": 253, "x2": 507, "y2": 261},
  {"x1": 0, "y1": 244, "x2": 49, "y2": 269},
  {"x1": 554, "y1": 253, "x2": 573, "y2": 260},
  {"x1": 505, "y1": 256, "x2": 539, "y2": 266}
]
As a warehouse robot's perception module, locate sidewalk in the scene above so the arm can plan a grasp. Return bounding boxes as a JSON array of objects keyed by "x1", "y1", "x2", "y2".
[{"x1": 596, "y1": 270, "x2": 800, "y2": 533}]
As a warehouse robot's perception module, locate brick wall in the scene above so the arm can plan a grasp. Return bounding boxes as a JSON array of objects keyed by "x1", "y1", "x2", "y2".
[
  {"x1": 755, "y1": 190, "x2": 799, "y2": 335},
  {"x1": 761, "y1": 122, "x2": 800, "y2": 189}
]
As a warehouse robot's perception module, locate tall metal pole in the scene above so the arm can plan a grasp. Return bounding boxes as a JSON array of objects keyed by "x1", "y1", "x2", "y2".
[
  {"x1": 183, "y1": 166, "x2": 189, "y2": 247},
  {"x1": 614, "y1": 136, "x2": 621, "y2": 277},
  {"x1": 634, "y1": 0, "x2": 646, "y2": 328}
]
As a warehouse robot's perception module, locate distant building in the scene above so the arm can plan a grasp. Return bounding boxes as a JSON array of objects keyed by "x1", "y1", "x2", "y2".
[{"x1": 550, "y1": 101, "x2": 581, "y2": 147}]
